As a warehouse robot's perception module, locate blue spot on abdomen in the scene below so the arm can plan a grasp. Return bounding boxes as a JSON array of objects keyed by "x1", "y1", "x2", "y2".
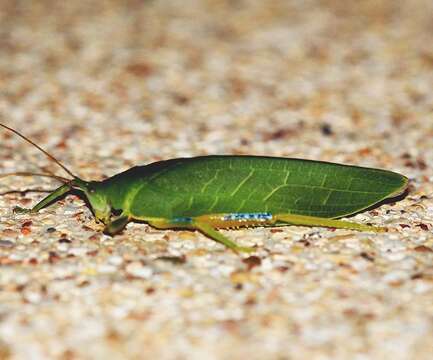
[
  {"x1": 222, "y1": 212, "x2": 273, "y2": 221},
  {"x1": 172, "y1": 217, "x2": 193, "y2": 224}
]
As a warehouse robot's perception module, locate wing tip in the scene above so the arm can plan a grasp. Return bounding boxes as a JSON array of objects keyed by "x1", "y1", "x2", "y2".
[{"x1": 388, "y1": 174, "x2": 409, "y2": 198}]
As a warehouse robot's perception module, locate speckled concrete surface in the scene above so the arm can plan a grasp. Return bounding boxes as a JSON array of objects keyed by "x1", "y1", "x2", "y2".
[{"x1": 0, "y1": 1, "x2": 432, "y2": 359}]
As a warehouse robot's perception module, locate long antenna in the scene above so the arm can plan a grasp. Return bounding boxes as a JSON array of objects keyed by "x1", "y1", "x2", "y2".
[
  {"x1": 0, "y1": 123, "x2": 76, "y2": 179},
  {"x1": 0, "y1": 171, "x2": 70, "y2": 183},
  {"x1": 1, "y1": 188, "x2": 58, "y2": 196}
]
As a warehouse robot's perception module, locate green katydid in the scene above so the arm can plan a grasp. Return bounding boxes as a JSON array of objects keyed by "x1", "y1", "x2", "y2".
[{"x1": 0, "y1": 123, "x2": 408, "y2": 252}]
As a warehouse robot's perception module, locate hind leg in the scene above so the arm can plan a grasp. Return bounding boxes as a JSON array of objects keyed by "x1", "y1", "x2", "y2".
[
  {"x1": 147, "y1": 211, "x2": 383, "y2": 253},
  {"x1": 272, "y1": 213, "x2": 385, "y2": 232},
  {"x1": 194, "y1": 212, "x2": 384, "y2": 232}
]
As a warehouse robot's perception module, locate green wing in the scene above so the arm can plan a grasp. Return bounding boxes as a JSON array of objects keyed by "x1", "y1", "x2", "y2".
[{"x1": 143, "y1": 156, "x2": 407, "y2": 218}]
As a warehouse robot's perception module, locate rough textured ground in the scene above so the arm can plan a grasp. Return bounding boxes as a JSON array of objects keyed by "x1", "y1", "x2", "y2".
[{"x1": 0, "y1": 1, "x2": 432, "y2": 359}]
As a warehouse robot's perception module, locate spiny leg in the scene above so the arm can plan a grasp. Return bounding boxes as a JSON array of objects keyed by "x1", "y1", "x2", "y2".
[
  {"x1": 194, "y1": 211, "x2": 384, "y2": 238},
  {"x1": 13, "y1": 183, "x2": 71, "y2": 214},
  {"x1": 147, "y1": 217, "x2": 255, "y2": 253},
  {"x1": 273, "y1": 213, "x2": 386, "y2": 232},
  {"x1": 146, "y1": 211, "x2": 382, "y2": 252},
  {"x1": 193, "y1": 221, "x2": 255, "y2": 253},
  {"x1": 104, "y1": 215, "x2": 130, "y2": 236}
]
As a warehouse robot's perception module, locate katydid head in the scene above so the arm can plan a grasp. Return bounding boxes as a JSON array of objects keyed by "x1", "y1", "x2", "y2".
[{"x1": 70, "y1": 178, "x2": 111, "y2": 222}]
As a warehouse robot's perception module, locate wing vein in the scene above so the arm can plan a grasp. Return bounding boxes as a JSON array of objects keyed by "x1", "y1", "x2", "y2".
[
  {"x1": 230, "y1": 170, "x2": 255, "y2": 197},
  {"x1": 200, "y1": 170, "x2": 220, "y2": 194},
  {"x1": 263, "y1": 184, "x2": 287, "y2": 202}
]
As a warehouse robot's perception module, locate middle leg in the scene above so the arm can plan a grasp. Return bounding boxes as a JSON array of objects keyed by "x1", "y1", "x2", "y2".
[
  {"x1": 147, "y1": 216, "x2": 255, "y2": 253},
  {"x1": 103, "y1": 214, "x2": 130, "y2": 235}
]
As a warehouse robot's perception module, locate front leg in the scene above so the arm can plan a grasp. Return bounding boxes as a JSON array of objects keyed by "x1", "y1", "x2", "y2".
[
  {"x1": 14, "y1": 184, "x2": 71, "y2": 214},
  {"x1": 103, "y1": 215, "x2": 130, "y2": 236}
]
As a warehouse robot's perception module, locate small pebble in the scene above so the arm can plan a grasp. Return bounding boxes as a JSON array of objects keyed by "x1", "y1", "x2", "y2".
[{"x1": 0, "y1": 239, "x2": 15, "y2": 248}]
